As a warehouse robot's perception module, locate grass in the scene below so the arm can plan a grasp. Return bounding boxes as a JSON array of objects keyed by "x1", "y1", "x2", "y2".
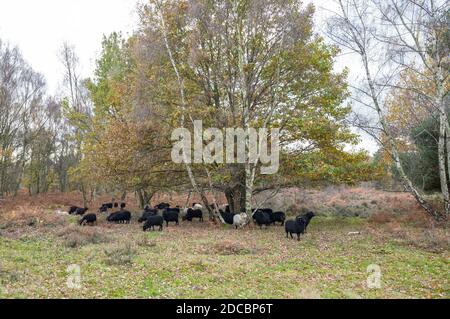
[{"x1": 0, "y1": 212, "x2": 448, "y2": 299}]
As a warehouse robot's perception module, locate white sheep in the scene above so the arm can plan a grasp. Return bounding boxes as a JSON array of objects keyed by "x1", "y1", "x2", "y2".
[
  {"x1": 193, "y1": 203, "x2": 203, "y2": 210},
  {"x1": 233, "y1": 213, "x2": 249, "y2": 229}
]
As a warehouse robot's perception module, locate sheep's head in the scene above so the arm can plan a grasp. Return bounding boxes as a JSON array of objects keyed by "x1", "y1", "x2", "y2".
[
  {"x1": 238, "y1": 213, "x2": 249, "y2": 226},
  {"x1": 306, "y1": 211, "x2": 315, "y2": 219}
]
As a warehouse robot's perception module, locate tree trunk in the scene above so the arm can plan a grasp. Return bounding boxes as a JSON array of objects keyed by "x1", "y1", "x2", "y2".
[
  {"x1": 361, "y1": 52, "x2": 443, "y2": 221},
  {"x1": 436, "y1": 67, "x2": 449, "y2": 218},
  {"x1": 184, "y1": 191, "x2": 192, "y2": 208},
  {"x1": 438, "y1": 112, "x2": 449, "y2": 215},
  {"x1": 137, "y1": 189, "x2": 154, "y2": 209},
  {"x1": 158, "y1": 6, "x2": 223, "y2": 223},
  {"x1": 81, "y1": 184, "x2": 88, "y2": 208}
]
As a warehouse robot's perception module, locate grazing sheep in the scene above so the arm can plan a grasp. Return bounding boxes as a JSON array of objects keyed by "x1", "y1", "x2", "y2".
[
  {"x1": 75, "y1": 207, "x2": 88, "y2": 215},
  {"x1": 253, "y1": 210, "x2": 272, "y2": 229},
  {"x1": 180, "y1": 207, "x2": 189, "y2": 219},
  {"x1": 261, "y1": 208, "x2": 274, "y2": 221},
  {"x1": 114, "y1": 203, "x2": 119, "y2": 208},
  {"x1": 163, "y1": 208, "x2": 180, "y2": 226},
  {"x1": 233, "y1": 213, "x2": 249, "y2": 229},
  {"x1": 143, "y1": 216, "x2": 164, "y2": 231},
  {"x1": 252, "y1": 208, "x2": 273, "y2": 221},
  {"x1": 271, "y1": 211, "x2": 286, "y2": 226},
  {"x1": 68, "y1": 206, "x2": 78, "y2": 214},
  {"x1": 285, "y1": 216, "x2": 307, "y2": 241},
  {"x1": 155, "y1": 202, "x2": 170, "y2": 210},
  {"x1": 120, "y1": 202, "x2": 126, "y2": 209},
  {"x1": 105, "y1": 203, "x2": 113, "y2": 209},
  {"x1": 99, "y1": 205, "x2": 108, "y2": 213},
  {"x1": 220, "y1": 211, "x2": 234, "y2": 225},
  {"x1": 107, "y1": 210, "x2": 131, "y2": 224},
  {"x1": 138, "y1": 209, "x2": 157, "y2": 223},
  {"x1": 106, "y1": 212, "x2": 117, "y2": 222},
  {"x1": 183, "y1": 209, "x2": 203, "y2": 222},
  {"x1": 298, "y1": 211, "x2": 316, "y2": 233},
  {"x1": 79, "y1": 214, "x2": 97, "y2": 226}
]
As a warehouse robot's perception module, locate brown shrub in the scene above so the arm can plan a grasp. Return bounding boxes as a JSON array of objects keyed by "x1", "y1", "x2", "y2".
[
  {"x1": 212, "y1": 240, "x2": 257, "y2": 255},
  {"x1": 368, "y1": 212, "x2": 395, "y2": 224},
  {"x1": 0, "y1": 206, "x2": 65, "y2": 230},
  {"x1": 384, "y1": 221, "x2": 404, "y2": 235},
  {"x1": 103, "y1": 243, "x2": 137, "y2": 266},
  {"x1": 391, "y1": 227, "x2": 449, "y2": 253},
  {"x1": 408, "y1": 228, "x2": 449, "y2": 252},
  {"x1": 136, "y1": 235, "x2": 157, "y2": 248},
  {"x1": 57, "y1": 224, "x2": 109, "y2": 248},
  {"x1": 398, "y1": 211, "x2": 433, "y2": 228}
]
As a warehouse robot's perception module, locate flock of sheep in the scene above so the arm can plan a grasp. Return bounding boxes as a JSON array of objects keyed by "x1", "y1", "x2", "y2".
[{"x1": 68, "y1": 201, "x2": 316, "y2": 241}]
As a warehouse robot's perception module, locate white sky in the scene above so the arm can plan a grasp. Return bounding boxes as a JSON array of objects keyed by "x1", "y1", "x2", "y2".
[
  {"x1": 0, "y1": 0, "x2": 139, "y2": 94},
  {"x1": 0, "y1": 0, "x2": 378, "y2": 154}
]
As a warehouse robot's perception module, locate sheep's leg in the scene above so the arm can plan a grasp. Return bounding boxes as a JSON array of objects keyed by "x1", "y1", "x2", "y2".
[
  {"x1": 290, "y1": 233, "x2": 293, "y2": 239},
  {"x1": 297, "y1": 234, "x2": 300, "y2": 241}
]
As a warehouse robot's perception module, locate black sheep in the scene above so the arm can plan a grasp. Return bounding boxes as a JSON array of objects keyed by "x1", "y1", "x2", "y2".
[
  {"x1": 220, "y1": 211, "x2": 234, "y2": 225},
  {"x1": 253, "y1": 211, "x2": 272, "y2": 228},
  {"x1": 155, "y1": 202, "x2": 170, "y2": 210},
  {"x1": 120, "y1": 202, "x2": 126, "y2": 209},
  {"x1": 75, "y1": 207, "x2": 88, "y2": 215},
  {"x1": 107, "y1": 210, "x2": 131, "y2": 224},
  {"x1": 163, "y1": 209, "x2": 180, "y2": 226},
  {"x1": 68, "y1": 206, "x2": 78, "y2": 214},
  {"x1": 79, "y1": 214, "x2": 97, "y2": 226},
  {"x1": 256, "y1": 208, "x2": 273, "y2": 215},
  {"x1": 138, "y1": 209, "x2": 157, "y2": 223},
  {"x1": 298, "y1": 211, "x2": 316, "y2": 233},
  {"x1": 105, "y1": 203, "x2": 113, "y2": 209},
  {"x1": 99, "y1": 205, "x2": 108, "y2": 213},
  {"x1": 285, "y1": 216, "x2": 307, "y2": 241},
  {"x1": 114, "y1": 203, "x2": 119, "y2": 208},
  {"x1": 271, "y1": 211, "x2": 286, "y2": 226},
  {"x1": 143, "y1": 216, "x2": 164, "y2": 231},
  {"x1": 183, "y1": 209, "x2": 203, "y2": 222},
  {"x1": 253, "y1": 208, "x2": 273, "y2": 221}
]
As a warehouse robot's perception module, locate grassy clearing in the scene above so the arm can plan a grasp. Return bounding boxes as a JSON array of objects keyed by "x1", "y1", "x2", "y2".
[{"x1": 0, "y1": 213, "x2": 448, "y2": 299}]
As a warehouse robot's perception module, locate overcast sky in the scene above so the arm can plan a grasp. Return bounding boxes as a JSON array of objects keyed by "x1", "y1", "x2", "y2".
[{"x1": 0, "y1": 0, "x2": 378, "y2": 154}]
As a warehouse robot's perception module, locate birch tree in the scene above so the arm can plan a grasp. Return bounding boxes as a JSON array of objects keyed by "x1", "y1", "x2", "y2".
[
  {"x1": 139, "y1": 0, "x2": 367, "y2": 218},
  {"x1": 326, "y1": 0, "x2": 448, "y2": 220},
  {"x1": 0, "y1": 40, "x2": 46, "y2": 196}
]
